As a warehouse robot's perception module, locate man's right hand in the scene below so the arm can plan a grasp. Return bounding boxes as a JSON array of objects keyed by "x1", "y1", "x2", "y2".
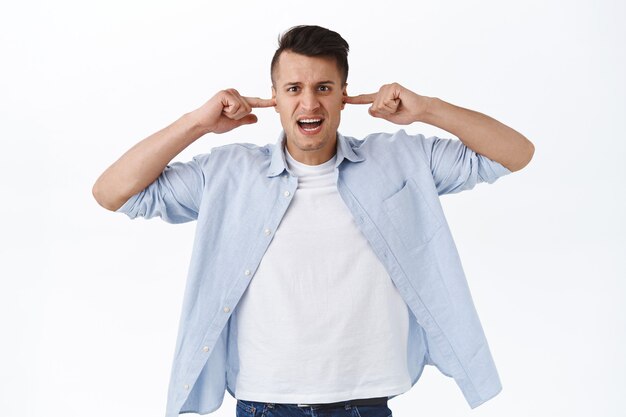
[
  {"x1": 93, "y1": 89, "x2": 275, "y2": 211},
  {"x1": 192, "y1": 89, "x2": 275, "y2": 134}
]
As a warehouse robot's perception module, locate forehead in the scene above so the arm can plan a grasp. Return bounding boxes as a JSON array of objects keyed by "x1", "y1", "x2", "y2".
[{"x1": 273, "y1": 51, "x2": 342, "y2": 84}]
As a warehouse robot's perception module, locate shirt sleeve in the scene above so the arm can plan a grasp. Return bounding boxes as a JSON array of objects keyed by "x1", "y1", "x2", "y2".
[
  {"x1": 115, "y1": 153, "x2": 209, "y2": 224},
  {"x1": 419, "y1": 134, "x2": 512, "y2": 195}
]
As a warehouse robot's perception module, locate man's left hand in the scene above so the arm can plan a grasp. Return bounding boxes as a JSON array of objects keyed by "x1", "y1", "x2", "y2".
[{"x1": 344, "y1": 82, "x2": 431, "y2": 125}]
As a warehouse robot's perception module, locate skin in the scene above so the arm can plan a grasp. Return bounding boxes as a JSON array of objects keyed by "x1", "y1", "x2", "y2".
[
  {"x1": 92, "y1": 50, "x2": 534, "y2": 211},
  {"x1": 91, "y1": 89, "x2": 275, "y2": 211},
  {"x1": 271, "y1": 51, "x2": 347, "y2": 165},
  {"x1": 345, "y1": 83, "x2": 535, "y2": 172}
]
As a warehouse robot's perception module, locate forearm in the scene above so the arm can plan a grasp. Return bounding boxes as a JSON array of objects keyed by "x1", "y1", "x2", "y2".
[
  {"x1": 420, "y1": 97, "x2": 535, "y2": 172},
  {"x1": 92, "y1": 111, "x2": 208, "y2": 211}
]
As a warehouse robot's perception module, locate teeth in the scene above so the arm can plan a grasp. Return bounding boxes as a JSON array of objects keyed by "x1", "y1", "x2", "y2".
[{"x1": 298, "y1": 118, "x2": 322, "y2": 123}]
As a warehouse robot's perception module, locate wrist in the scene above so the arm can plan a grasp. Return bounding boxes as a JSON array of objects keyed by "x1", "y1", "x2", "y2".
[
  {"x1": 417, "y1": 96, "x2": 440, "y2": 125},
  {"x1": 421, "y1": 96, "x2": 436, "y2": 118},
  {"x1": 184, "y1": 109, "x2": 214, "y2": 136}
]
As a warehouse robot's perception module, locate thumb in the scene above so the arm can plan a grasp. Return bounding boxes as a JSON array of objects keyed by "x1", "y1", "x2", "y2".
[
  {"x1": 368, "y1": 107, "x2": 384, "y2": 118},
  {"x1": 236, "y1": 114, "x2": 258, "y2": 126}
]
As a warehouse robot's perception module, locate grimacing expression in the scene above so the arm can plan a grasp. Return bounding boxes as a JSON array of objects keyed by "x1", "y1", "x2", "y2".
[{"x1": 271, "y1": 51, "x2": 347, "y2": 165}]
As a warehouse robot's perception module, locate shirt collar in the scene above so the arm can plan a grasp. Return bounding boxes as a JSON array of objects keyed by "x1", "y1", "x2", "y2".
[{"x1": 267, "y1": 131, "x2": 365, "y2": 177}]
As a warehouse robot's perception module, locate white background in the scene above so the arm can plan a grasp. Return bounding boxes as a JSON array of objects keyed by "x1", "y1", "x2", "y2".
[{"x1": 1, "y1": 0, "x2": 624, "y2": 416}]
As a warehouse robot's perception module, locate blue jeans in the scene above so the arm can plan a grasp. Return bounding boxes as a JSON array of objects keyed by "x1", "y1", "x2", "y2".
[{"x1": 235, "y1": 399, "x2": 393, "y2": 417}]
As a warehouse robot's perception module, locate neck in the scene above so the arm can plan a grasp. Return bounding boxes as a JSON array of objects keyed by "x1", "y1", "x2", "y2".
[{"x1": 284, "y1": 134, "x2": 338, "y2": 165}]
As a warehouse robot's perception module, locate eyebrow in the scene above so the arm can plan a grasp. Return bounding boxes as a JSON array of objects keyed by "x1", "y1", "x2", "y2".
[{"x1": 282, "y1": 80, "x2": 336, "y2": 87}]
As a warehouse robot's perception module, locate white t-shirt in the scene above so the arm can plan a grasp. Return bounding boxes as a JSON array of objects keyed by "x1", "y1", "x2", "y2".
[{"x1": 233, "y1": 150, "x2": 411, "y2": 403}]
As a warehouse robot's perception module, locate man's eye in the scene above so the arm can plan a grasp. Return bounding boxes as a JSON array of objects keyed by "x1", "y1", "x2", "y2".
[
  {"x1": 318, "y1": 86, "x2": 330, "y2": 91},
  {"x1": 287, "y1": 86, "x2": 298, "y2": 92}
]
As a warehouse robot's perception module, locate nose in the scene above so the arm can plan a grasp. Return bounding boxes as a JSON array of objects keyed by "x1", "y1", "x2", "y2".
[{"x1": 299, "y1": 89, "x2": 320, "y2": 112}]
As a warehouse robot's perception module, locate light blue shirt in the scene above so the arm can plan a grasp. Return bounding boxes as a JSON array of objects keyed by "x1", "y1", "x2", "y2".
[{"x1": 118, "y1": 129, "x2": 511, "y2": 416}]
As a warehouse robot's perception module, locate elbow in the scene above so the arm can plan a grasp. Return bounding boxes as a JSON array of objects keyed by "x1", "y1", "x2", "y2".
[
  {"x1": 506, "y1": 138, "x2": 535, "y2": 172},
  {"x1": 527, "y1": 140, "x2": 535, "y2": 163},
  {"x1": 92, "y1": 180, "x2": 124, "y2": 212}
]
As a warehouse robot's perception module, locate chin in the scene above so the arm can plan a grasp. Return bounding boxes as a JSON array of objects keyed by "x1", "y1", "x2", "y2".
[{"x1": 295, "y1": 138, "x2": 326, "y2": 151}]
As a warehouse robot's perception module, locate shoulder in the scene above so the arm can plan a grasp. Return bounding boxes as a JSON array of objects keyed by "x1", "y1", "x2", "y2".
[
  {"x1": 344, "y1": 129, "x2": 430, "y2": 163},
  {"x1": 346, "y1": 129, "x2": 427, "y2": 147},
  {"x1": 206, "y1": 141, "x2": 271, "y2": 158},
  {"x1": 191, "y1": 142, "x2": 272, "y2": 169}
]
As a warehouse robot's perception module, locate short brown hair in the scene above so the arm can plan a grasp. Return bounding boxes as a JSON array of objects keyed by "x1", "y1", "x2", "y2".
[{"x1": 271, "y1": 25, "x2": 350, "y2": 86}]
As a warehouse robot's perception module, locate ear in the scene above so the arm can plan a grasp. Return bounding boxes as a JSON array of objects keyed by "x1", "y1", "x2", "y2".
[
  {"x1": 271, "y1": 86, "x2": 278, "y2": 113},
  {"x1": 341, "y1": 83, "x2": 348, "y2": 110}
]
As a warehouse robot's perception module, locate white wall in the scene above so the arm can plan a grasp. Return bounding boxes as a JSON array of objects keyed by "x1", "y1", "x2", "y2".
[{"x1": 1, "y1": 0, "x2": 624, "y2": 416}]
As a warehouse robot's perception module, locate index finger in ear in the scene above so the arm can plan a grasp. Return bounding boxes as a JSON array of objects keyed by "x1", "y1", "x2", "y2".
[
  {"x1": 244, "y1": 97, "x2": 276, "y2": 108},
  {"x1": 343, "y1": 93, "x2": 377, "y2": 105}
]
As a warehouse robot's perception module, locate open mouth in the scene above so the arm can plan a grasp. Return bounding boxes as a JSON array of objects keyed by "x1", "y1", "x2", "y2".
[{"x1": 297, "y1": 118, "x2": 324, "y2": 134}]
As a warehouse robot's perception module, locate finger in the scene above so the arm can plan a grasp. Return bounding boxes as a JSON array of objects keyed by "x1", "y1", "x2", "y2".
[
  {"x1": 368, "y1": 107, "x2": 385, "y2": 118},
  {"x1": 369, "y1": 100, "x2": 393, "y2": 116},
  {"x1": 382, "y1": 97, "x2": 400, "y2": 112},
  {"x1": 344, "y1": 93, "x2": 377, "y2": 105},
  {"x1": 236, "y1": 114, "x2": 258, "y2": 126},
  {"x1": 228, "y1": 89, "x2": 252, "y2": 114},
  {"x1": 371, "y1": 88, "x2": 399, "y2": 114},
  {"x1": 222, "y1": 99, "x2": 241, "y2": 117},
  {"x1": 215, "y1": 113, "x2": 258, "y2": 134},
  {"x1": 223, "y1": 101, "x2": 252, "y2": 121},
  {"x1": 222, "y1": 91, "x2": 252, "y2": 120},
  {"x1": 370, "y1": 104, "x2": 392, "y2": 116},
  {"x1": 221, "y1": 91, "x2": 241, "y2": 113},
  {"x1": 244, "y1": 97, "x2": 276, "y2": 108}
]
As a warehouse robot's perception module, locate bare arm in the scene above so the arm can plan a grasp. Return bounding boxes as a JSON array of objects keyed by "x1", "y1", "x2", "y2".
[
  {"x1": 92, "y1": 89, "x2": 275, "y2": 211},
  {"x1": 344, "y1": 83, "x2": 534, "y2": 172}
]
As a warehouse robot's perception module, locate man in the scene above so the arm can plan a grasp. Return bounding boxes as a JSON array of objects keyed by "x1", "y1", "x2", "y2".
[{"x1": 93, "y1": 25, "x2": 533, "y2": 417}]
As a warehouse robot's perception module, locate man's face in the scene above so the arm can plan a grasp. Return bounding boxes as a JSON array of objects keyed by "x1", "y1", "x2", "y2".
[{"x1": 272, "y1": 51, "x2": 347, "y2": 165}]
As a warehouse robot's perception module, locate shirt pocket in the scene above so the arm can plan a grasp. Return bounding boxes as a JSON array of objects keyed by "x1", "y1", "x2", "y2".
[{"x1": 382, "y1": 178, "x2": 443, "y2": 250}]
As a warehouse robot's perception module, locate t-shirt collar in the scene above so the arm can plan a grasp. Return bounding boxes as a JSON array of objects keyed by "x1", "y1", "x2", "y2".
[{"x1": 266, "y1": 130, "x2": 364, "y2": 177}]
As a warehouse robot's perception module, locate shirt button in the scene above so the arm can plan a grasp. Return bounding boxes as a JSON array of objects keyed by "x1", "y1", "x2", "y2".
[
  {"x1": 283, "y1": 191, "x2": 291, "y2": 197},
  {"x1": 264, "y1": 228, "x2": 271, "y2": 236},
  {"x1": 184, "y1": 384, "x2": 190, "y2": 390},
  {"x1": 223, "y1": 307, "x2": 231, "y2": 313},
  {"x1": 202, "y1": 346, "x2": 209, "y2": 352},
  {"x1": 244, "y1": 269, "x2": 251, "y2": 276}
]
